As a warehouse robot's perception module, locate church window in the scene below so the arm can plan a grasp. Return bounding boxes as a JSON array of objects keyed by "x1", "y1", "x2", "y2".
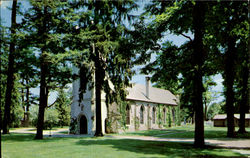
[
  {"x1": 126, "y1": 105, "x2": 130, "y2": 125},
  {"x1": 152, "y1": 107, "x2": 156, "y2": 124},
  {"x1": 140, "y1": 106, "x2": 144, "y2": 124}
]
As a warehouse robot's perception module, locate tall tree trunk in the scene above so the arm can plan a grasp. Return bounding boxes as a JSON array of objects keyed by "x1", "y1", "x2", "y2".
[
  {"x1": 3, "y1": 0, "x2": 17, "y2": 134},
  {"x1": 0, "y1": 19, "x2": 2, "y2": 158},
  {"x1": 238, "y1": 65, "x2": 248, "y2": 133},
  {"x1": 35, "y1": 5, "x2": 48, "y2": 139},
  {"x1": 26, "y1": 85, "x2": 30, "y2": 125},
  {"x1": 239, "y1": 0, "x2": 250, "y2": 134},
  {"x1": 21, "y1": 79, "x2": 25, "y2": 121},
  {"x1": 193, "y1": 1, "x2": 205, "y2": 148},
  {"x1": 204, "y1": 97, "x2": 207, "y2": 121},
  {"x1": 224, "y1": 37, "x2": 236, "y2": 137},
  {"x1": 94, "y1": 44, "x2": 103, "y2": 137},
  {"x1": 35, "y1": 51, "x2": 47, "y2": 139}
]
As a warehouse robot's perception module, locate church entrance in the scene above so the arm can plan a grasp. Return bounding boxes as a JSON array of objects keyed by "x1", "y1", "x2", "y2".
[{"x1": 80, "y1": 115, "x2": 87, "y2": 134}]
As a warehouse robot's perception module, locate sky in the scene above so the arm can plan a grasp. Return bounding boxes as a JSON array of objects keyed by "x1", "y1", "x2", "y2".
[{"x1": 0, "y1": 1, "x2": 224, "y2": 105}]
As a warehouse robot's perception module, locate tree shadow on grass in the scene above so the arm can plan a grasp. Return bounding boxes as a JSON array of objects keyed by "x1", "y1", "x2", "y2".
[
  {"x1": 76, "y1": 138, "x2": 246, "y2": 158},
  {"x1": 2, "y1": 133, "x2": 80, "y2": 142},
  {"x1": 2, "y1": 134, "x2": 35, "y2": 142},
  {"x1": 152, "y1": 129, "x2": 250, "y2": 140}
]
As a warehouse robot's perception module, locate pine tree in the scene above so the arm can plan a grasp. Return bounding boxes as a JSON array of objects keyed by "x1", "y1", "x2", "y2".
[
  {"x1": 3, "y1": 0, "x2": 17, "y2": 134},
  {"x1": 68, "y1": 0, "x2": 138, "y2": 136},
  {"x1": 21, "y1": 0, "x2": 72, "y2": 139}
]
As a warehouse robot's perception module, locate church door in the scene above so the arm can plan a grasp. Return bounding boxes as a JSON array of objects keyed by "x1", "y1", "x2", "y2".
[{"x1": 80, "y1": 115, "x2": 87, "y2": 134}]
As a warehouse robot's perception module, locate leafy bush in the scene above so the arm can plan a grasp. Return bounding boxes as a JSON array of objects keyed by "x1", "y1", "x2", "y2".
[{"x1": 29, "y1": 105, "x2": 59, "y2": 129}]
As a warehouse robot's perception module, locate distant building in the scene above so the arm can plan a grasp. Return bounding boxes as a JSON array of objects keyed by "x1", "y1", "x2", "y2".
[
  {"x1": 71, "y1": 73, "x2": 178, "y2": 135},
  {"x1": 213, "y1": 114, "x2": 250, "y2": 127}
]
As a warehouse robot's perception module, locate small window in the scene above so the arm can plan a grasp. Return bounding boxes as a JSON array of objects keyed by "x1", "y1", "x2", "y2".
[
  {"x1": 152, "y1": 107, "x2": 156, "y2": 124},
  {"x1": 126, "y1": 105, "x2": 130, "y2": 125},
  {"x1": 163, "y1": 108, "x2": 166, "y2": 124},
  {"x1": 140, "y1": 106, "x2": 144, "y2": 124}
]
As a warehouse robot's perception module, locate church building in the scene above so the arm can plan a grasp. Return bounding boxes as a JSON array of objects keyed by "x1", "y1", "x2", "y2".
[{"x1": 71, "y1": 75, "x2": 178, "y2": 135}]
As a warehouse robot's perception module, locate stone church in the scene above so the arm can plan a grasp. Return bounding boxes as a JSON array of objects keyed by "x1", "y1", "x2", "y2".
[{"x1": 71, "y1": 73, "x2": 178, "y2": 135}]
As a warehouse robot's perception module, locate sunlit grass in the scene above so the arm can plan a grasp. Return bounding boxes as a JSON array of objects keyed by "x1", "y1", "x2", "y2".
[
  {"x1": 114, "y1": 125, "x2": 250, "y2": 139},
  {"x1": 2, "y1": 133, "x2": 246, "y2": 158}
]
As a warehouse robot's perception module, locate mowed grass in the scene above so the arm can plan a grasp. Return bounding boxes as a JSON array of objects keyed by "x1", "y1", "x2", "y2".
[
  {"x1": 2, "y1": 133, "x2": 246, "y2": 158},
  {"x1": 115, "y1": 125, "x2": 250, "y2": 139}
]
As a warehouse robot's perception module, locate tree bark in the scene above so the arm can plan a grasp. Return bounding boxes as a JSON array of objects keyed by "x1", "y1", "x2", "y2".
[
  {"x1": 238, "y1": 0, "x2": 250, "y2": 134},
  {"x1": 35, "y1": 51, "x2": 48, "y2": 139},
  {"x1": 204, "y1": 97, "x2": 207, "y2": 121},
  {"x1": 24, "y1": 84, "x2": 30, "y2": 126},
  {"x1": 0, "y1": 19, "x2": 2, "y2": 158},
  {"x1": 238, "y1": 65, "x2": 248, "y2": 133},
  {"x1": 224, "y1": 37, "x2": 236, "y2": 138},
  {"x1": 3, "y1": 0, "x2": 17, "y2": 134},
  {"x1": 193, "y1": 1, "x2": 205, "y2": 148},
  {"x1": 94, "y1": 44, "x2": 103, "y2": 137},
  {"x1": 35, "y1": 5, "x2": 48, "y2": 139}
]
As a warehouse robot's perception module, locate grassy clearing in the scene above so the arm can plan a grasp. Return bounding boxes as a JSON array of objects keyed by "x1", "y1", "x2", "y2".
[
  {"x1": 2, "y1": 133, "x2": 246, "y2": 158},
  {"x1": 114, "y1": 125, "x2": 250, "y2": 139}
]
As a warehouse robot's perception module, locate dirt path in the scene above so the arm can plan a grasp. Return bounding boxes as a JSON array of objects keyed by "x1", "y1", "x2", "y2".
[{"x1": 10, "y1": 128, "x2": 68, "y2": 135}]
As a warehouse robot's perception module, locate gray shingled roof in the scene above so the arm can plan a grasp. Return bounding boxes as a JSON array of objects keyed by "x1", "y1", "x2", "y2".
[
  {"x1": 213, "y1": 114, "x2": 250, "y2": 120},
  {"x1": 126, "y1": 84, "x2": 177, "y2": 106}
]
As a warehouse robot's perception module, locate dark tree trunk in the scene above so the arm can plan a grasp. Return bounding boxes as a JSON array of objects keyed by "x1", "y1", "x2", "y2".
[
  {"x1": 0, "y1": 22, "x2": 2, "y2": 158},
  {"x1": 3, "y1": 0, "x2": 17, "y2": 134},
  {"x1": 193, "y1": 1, "x2": 205, "y2": 148},
  {"x1": 35, "y1": 52, "x2": 48, "y2": 139},
  {"x1": 224, "y1": 37, "x2": 236, "y2": 137},
  {"x1": 22, "y1": 84, "x2": 30, "y2": 127},
  {"x1": 26, "y1": 85, "x2": 30, "y2": 125},
  {"x1": 204, "y1": 97, "x2": 207, "y2": 121},
  {"x1": 238, "y1": 0, "x2": 250, "y2": 134},
  {"x1": 21, "y1": 79, "x2": 25, "y2": 121},
  {"x1": 238, "y1": 65, "x2": 248, "y2": 133},
  {"x1": 35, "y1": 6, "x2": 48, "y2": 140},
  {"x1": 94, "y1": 44, "x2": 103, "y2": 137}
]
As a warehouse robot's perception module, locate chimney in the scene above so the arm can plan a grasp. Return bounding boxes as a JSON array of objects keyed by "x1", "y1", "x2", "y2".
[{"x1": 145, "y1": 76, "x2": 150, "y2": 98}]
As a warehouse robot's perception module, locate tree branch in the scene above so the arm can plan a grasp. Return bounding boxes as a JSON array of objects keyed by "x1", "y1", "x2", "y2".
[
  {"x1": 46, "y1": 98, "x2": 57, "y2": 108},
  {"x1": 178, "y1": 32, "x2": 193, "y2": 41}
]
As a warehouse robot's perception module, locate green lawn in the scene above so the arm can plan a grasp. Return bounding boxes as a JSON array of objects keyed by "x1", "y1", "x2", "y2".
[
  {"x1": 2, "y1": 133, "x2": 246, "y2": 158},
  {"x1": 114, "y1": 125, "x2": 250, "y2": 139}
]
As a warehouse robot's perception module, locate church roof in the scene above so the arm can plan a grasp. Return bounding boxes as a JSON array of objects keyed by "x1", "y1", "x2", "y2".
[{"x1": 126, "y1": 84, "x2": 178, "y2": 106}]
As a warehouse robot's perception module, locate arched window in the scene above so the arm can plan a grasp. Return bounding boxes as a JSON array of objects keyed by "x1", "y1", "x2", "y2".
[
  {"x1": 126, "y1": 105, "x2": 130, "y2": 125},
  {"x1": 152, "y1": 107, "x2": 156, "y2": 124},
  {"x1": 140, "y1": 106, "x2": 144, "y2": 124},
  {"x1": 163, "y1": 108, "x2": 166, "y2": 124}
]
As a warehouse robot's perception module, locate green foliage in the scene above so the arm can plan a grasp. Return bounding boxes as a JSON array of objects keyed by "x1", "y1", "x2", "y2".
[
  {"x1": 67, "y1": 1, "x2": 138, "y2": 107},
  {"x1": 69, "y1": 117, "x2": 78, "y2": 134},
  {"x1": 44, "y1": 108, "x2": 59, "y2": 130},
  {"x1": 117, "y1": 96, "x2": 128, "y2": 131},
  {"x1": 207, "y1": 103, "x2": 222, "y2": 120},
  {"x1": 156, "y1": 105, "x2": 162, "y2": 127},
  {"x1": 30, "y1": 105, "x2": 59, "y2": 130},
  {"x1": 54, "y1": 89, "x2": 71, "y2": 127},
  {"x1": 175, "y1": 102, "x2": 181, "y2": 126}
]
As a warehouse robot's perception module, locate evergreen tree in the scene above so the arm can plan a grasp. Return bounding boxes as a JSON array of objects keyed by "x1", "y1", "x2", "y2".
[
  {"x1": 3, "y1": 0, "x2": 17, "y2": 134},
  {"x1": 55, "y1": 88, "x2": 71, "y2": 127},
  {"x1": 68, "y1": 0, "x2": 138, "y2": 136},
  {"x1": 18, "y1": 48, "x2": 39, "y2": 126},
  {"x1": 21, "y1": 0, "x2": 72, "y2": 139}
]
